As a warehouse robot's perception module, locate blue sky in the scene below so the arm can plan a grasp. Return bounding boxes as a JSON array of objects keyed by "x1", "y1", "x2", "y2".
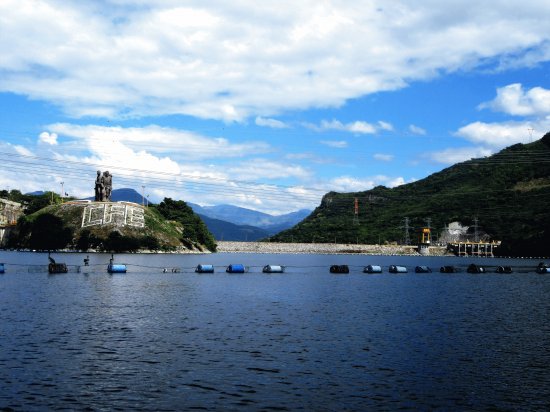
[{"x1": 1, "y1": 1, "x2": 550, "y2": 214}]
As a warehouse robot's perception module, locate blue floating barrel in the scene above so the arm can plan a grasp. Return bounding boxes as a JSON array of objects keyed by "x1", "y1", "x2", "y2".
[
  {"x1": 263, "y1": 264, "x2": 285, "y2": 273},
  {"x1": 415, "y1": 265, "x2": 432, "y2": 273},
  {"x1": 536, "y1": 266, "x2": 549, "y2": 274},
  {"x1": 440, "y1": 265, "x2": 457, "y2": 273},
  {"x1": 108, "y1": 264, "x2": 127, "y2": 273},
  {"x1": 389, "y1": 265, "x2": 407, "y2": 273},
  {"x1": 496, "y1": 266, "x2": 513, "y2": 274},
  {"x1": 196, "y1": 264, "x2": 215, "y2": 273},
  {"x1": 226, "y1": 264, "x2": 245, "y2": 273},
  {"x1": 0, "y1": 263, "x2": 4, "y2": 274},
  {"x1": 330, "y1": 265, "x2": 349, "y2": 274},
  {"x1": 364, "y1": 265, "x2": 382, "y2": 274}
]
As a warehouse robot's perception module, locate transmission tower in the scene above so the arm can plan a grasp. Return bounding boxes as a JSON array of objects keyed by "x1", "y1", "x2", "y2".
[{"x1": 353, "y1": 197, "x2": 359, "y2": 225}]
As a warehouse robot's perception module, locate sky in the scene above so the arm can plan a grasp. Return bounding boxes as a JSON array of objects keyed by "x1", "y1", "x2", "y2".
[{"x1": 1, "y1": 0, "x2": 550, "y2": 215}]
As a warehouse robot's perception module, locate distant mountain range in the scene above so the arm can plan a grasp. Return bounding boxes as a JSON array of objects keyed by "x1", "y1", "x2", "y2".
[{"x1": 78, "y1": 188, "x2": 310, "y2": 241}]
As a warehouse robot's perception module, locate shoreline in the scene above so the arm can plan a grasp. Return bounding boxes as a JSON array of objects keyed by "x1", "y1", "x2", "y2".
[{"x1": 215, "y1": 241, "x2": 451, "y2": 255}]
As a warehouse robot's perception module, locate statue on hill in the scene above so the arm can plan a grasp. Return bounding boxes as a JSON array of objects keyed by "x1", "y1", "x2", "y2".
[
  {"x1": 103, "y1": 171, "x2": 112, "y2": 201},
  {"x1": 94, "y1": 170, "x2": 113, "y2": 202}
]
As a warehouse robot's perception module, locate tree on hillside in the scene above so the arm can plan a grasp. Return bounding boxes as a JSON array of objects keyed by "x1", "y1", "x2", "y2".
[
  {"x1": 155, "y1": 198, "x2": 217, "y2": 251},
  {"x1": 28, "y1": 213, "x2": 73, "y2": 251}
]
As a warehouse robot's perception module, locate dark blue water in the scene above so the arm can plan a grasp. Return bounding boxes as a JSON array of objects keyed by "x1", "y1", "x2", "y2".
[{"x1": 1, "y1": 251, "x2": 549, "y2": 411}]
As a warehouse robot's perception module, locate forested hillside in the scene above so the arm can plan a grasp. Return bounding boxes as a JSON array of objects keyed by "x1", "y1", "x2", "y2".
[{"x1": 272, "y1": 133, "x2": 550, "y2": 256}]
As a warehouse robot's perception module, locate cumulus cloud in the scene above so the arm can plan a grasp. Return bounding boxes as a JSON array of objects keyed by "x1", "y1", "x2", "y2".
[
  {"x1": 455, "y1": 83, "x2": 550, "y2": 148},
  {"x1": 39, "y1": 132, "x2": 58, "y2": 145},
  {"x1": 479, "y1": 83, "x2": 550, "y2": 116},
  {"x1": 2, "y1": 1, "x2": 550, "y2": 120},
  {"x1": 46, "y1": 123, "x2": 271, "y2": 159}
]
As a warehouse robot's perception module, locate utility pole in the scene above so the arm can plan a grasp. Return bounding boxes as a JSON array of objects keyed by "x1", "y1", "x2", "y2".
[
  {"x1": 528, "y1": 127, "x2": 534, "y2": 143},
  {"x1": 141, "y1": 185, "x2": 145, "y2": 207},
  {"x1": 60, "y1": 182, "x2": 64, "y2": 203},
  {"x1": 353, "y1": 197, "x2": 359, "y2": 225},
  {"x1": 473, "y1": 217, "x2": 479, "y2": 242},
  {"x1": 402, "y1": 217, "x2": 411, "y2": 245}
]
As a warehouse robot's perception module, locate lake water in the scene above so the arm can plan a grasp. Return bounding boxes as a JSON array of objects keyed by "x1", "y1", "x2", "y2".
[{"x1": 1, "y1": 251, "x2": 549, "y2": 411}]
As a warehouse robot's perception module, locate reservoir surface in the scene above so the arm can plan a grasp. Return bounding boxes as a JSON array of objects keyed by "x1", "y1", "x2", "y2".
[{"x1": 1, "y1": 251, "x2": 549, "y2": 411}]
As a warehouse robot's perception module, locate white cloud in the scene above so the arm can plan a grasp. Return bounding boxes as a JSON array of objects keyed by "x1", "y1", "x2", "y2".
[
  {"x1": 373, "y1": 153, "x2": 394, "y2": 162},
  {"x1": 3, "y1": 1, "x2": 550, "y2": 120},
  {"x1": 13, "y1": 145, "x2": 33, "y2": 157},
  {"x1": 320, "y1": 140, "x2": 348, "y2": 148},
  {"x1": 325, "y1": 174, "x2": 407, "y2": 192},
  {"x1": 377, "y1": 121, "x2": 394, "y2": 131},
  {"x1": 428, "y1": 146, "x2": 494, "y2": 164},
  {"x1": 309, "y1": 119, "x2": 389, "y2": 134},
  {"x1": 479, "y1": 83, "x2": 550, "y2": 116},
  {"x1": 39, "y1": 131, "x2": 58, "y2": 145},
  {"x1": 46, "y1": 123, "x2": 271, "y2": 159},
  {"x1": 409, "y1": 124, "x2": 427, "y2": 135},
  {"x1": 255, "y1": 117, "x2": 289, "y2": 129},
  {"x1": 455, "y1": 120, "x2": 550, "y2": 148}
]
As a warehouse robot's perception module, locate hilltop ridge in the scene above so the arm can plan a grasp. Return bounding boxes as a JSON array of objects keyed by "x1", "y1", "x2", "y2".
[{"x1": 272, "y1": 133, "x2": 550, "y2": 256}]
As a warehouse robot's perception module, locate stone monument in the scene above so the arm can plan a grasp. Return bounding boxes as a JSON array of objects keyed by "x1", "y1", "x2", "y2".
[{"x1": 94, "y1": 170, "x2": 113, "y2": 202}]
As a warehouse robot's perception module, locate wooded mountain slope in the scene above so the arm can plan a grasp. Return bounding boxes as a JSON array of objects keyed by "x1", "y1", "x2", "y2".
[{"x1": 272, "y1": 133, "x2": 550, "y2": 256}]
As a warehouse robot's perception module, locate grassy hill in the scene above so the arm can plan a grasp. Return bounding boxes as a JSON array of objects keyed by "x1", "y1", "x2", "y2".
[
  {"x1": 8, "y1": 197, "x2": 216, "y2": 253},
  {"x1": 271, "y1": 133, "x2": 550, "y2": 256}
]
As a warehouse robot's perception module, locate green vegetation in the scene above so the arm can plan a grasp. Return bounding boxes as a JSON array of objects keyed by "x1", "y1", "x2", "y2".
[
  {"x1": 153, "y1": 198, "x2": 217, "y2": 252},
  {"x1": 272, "y1": 133, "x2": 550, "y2": 257},
  {"x1": 6, "y1": 197, "x2": 217, "y2": 253}
]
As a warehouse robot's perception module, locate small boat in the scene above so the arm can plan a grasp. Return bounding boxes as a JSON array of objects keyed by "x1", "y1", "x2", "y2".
[
  {"x1": 226, "y1": 264, "x2": 246, "y2": 273},
  {"x1": 330, "y1": 265, "x2": 349, "y2": 274},
  {"x1": 196, "y1": 264, "x2": 215, "y2": 273},
  {"x1": 263, "y1": 264, "x2": 285, "y2": 273},
  {"x1": 467, "y1": 264, "x2": 485, "y2": 274},
  {"x1": 415, "y1": 265, "x2": 432, "y2": 273},
  {"x1": 495, "y1": 266, "x2": 513, "y2": 274},
  {"x1": 389, "y1": 265, "x2": 407, "y2": 273},
  {"x1": 440, "y1": 265, "x2": 457, "y2": 273},
  {"x1": 363, "y1": 265, "x2": 382, "y2": 274},
  {"x1": 0, "y1": 263, "x2": 5, "y2": 274}
]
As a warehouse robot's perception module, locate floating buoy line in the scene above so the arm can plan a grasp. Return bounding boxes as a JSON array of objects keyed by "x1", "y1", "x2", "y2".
[{"x1": 0, "y1": 261, "x2": 548, "y2": 274}]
